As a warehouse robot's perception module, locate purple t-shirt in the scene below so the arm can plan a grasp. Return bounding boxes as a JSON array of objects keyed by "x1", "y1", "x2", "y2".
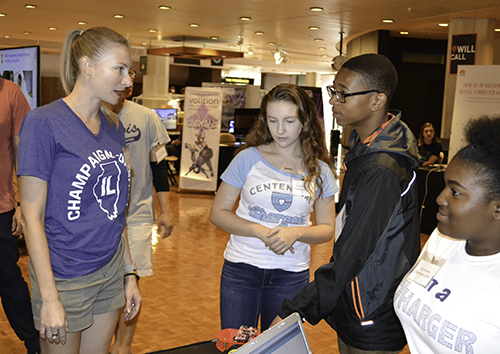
[{"x1": 18, "y1": 99, "x2": 129, "y2": 278}]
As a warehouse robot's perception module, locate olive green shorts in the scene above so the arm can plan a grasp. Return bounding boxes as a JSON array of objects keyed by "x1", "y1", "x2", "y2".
[{"x1": 30, "y1": 239, "x2": 125, "y2": 332}]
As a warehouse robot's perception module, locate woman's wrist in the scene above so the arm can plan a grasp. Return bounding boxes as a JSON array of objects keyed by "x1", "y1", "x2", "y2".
[
  {"x1": 252, "y1": 224, "x2": 270, "y2": 241},
  {"x1": 125, "y1": 271, "x2": 140, "y2": 281},
  {"x1": 124, "y1": 262, "x2": 139, "y2": 281}
]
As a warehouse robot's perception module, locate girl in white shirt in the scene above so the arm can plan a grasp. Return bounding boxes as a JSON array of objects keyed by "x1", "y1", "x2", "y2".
[
  {"x1": 395, "y1": 115, "x2": 500, "y2": 353},
  {"x1": 210, "y1": 83, "x2": 338, "y2": 331}
]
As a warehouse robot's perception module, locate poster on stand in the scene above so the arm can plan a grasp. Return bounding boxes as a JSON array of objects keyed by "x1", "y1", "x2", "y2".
[
  {"x1": 449, "y1": 65, "x2": 500, "y2": 159},
  {"x1": 179, "y1": 87, "x2": 222, "y2": 192}
]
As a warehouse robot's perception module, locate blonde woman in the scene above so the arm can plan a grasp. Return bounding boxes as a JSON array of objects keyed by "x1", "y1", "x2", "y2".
[{"x1": 18, "y1": 27, "x2": 140, "y2": 353}]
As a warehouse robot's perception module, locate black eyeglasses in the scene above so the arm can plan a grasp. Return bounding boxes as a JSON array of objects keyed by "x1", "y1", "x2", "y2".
[
  {"x1": 129, "y1": 70, "x2": 136, "y2": 80},
  {"x1": 326, "y1": 85, "x2": 380, "y2": 103}
]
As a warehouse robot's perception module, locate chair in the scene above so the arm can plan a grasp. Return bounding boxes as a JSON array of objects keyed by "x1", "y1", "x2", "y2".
[
  {"x1": 164, "y1": 156, "x2": 178, "y2": 186},
  {"x1": 437, "y1": 151, "x2": 444, "y2": 164}
]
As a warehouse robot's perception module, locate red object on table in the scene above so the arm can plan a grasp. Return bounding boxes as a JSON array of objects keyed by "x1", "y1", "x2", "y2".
[{"x1": 216, "y1": 327, "x2": 260, "y2": 352}]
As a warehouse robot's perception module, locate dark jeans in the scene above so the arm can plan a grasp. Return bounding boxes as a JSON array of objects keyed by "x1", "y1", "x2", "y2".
[
  {"x1": 0, "y1": 209, "x2": 40, "y2": 353},
  {"x1": 220, "y1": 260, "x2": 309, "y2": 331}
]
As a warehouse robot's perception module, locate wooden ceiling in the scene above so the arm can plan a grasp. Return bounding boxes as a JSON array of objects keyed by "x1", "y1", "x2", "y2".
[{"x1": 0, "y1": 0, "x2": 499, "y2": 73}]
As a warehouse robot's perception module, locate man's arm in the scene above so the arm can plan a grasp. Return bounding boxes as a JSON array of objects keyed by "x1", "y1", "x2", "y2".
[
  {"x1": 156, "y1": 190, "x2": 173, "y2": 238},
  {"x1": 12, "y1": 134, "x2": 22, "y2": 236},
  {"x1": 150, "y1": 160, "x2": 173, "y2": 238},
  {"x1": 279, "y1": 167, "x2": 402, "y2": 324},
  {"x1": 10, "y1": 80, "x2": 31, "y2": 236}
]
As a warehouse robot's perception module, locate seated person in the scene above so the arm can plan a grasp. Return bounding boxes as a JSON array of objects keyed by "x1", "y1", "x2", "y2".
[{"x1": 418, "y1": 122, "x2": 442, "y2": 166}]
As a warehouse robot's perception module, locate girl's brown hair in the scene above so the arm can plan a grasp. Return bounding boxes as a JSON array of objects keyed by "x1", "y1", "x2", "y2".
[{"x1": 245, "y1": 83, "x2": 333, "y2": 197}]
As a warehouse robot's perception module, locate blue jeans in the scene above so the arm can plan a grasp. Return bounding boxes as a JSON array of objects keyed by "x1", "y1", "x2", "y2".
[
  {"x1": 220, "y1": 260, "x2": 309, "y2": 331},
  {"x1": 0, "y1": 209, "x2": 40, "y2": 353}
]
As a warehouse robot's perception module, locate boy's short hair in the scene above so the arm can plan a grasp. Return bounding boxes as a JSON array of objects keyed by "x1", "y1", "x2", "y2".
[{"x1": 342, "y1": 54, "x2": 398, "y2": 105}]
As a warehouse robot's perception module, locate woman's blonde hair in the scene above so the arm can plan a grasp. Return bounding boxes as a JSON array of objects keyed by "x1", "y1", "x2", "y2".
[
  {"x1": 245, "y1": 83, "x2": 333, "y2": 198},
  {"x1": 60, "y1": 26, "x2": 130, "y2": 128}
]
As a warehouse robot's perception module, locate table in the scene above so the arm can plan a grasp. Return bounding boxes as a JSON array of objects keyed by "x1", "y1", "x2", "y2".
[{"x1": 146, "y1": 339, "x2": 232, "y2": 354}]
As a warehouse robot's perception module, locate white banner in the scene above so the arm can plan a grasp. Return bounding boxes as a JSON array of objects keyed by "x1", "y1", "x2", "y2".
[
  {"x1": 179, "y1": 87, "x2": 222, "y2": 191},
  {"x1": 449, "y1": 65, "x2": 500, "y2": 160}
]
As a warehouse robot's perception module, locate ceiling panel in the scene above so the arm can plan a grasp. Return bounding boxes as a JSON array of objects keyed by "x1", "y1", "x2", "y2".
[{"x1": 0, "y1": 0, "x2": 499, "y2": 73}]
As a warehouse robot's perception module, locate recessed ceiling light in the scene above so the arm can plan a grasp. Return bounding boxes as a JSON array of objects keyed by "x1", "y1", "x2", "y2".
[
  {"x1": 310, "y1": 7, "x2": 323, "y2": 12},
  {"x1": 189, "y1": 23, "x2": 200, "y2": 27},
  {"x1": 24, "y1": 31, "x2": 31, "y2": 35},
  {"x1": 0, "y1": 13, "x2": 6, "y2": 17},
  {"x1": 255, "y1": 31, "x2": 264, "y2": 35},
  {"x1": 228, "y1": 44, "x2": 236, "y2": 48},
  {"x1": 309, "y1": 26, "x2": 320, "y2": 30},
  {"x1": 439, "y1": 23, "x2": 448, "y2": 27},
  {"x1": 318, "y1": 47, "x2": 326, "y2": 50},
  {"x1": 25, "y1": 4, "x2": 37, "y2": 9},
  {"x1": 210, "y1": 36, "x2": 219, "y2": 40},
  {"x1": 400, "y1": 31, "x2": 409, "y2": 35},
  {"x1": 48, "y1": 27, "x2": 57, "y2": 31},
  {"x1": 314, "y1": 38, "x2": 323, "y2": 42},
  {"x1": 381, "y1": 19, "x2": 394, "y2": 23},
  {"x1": 141, "y1": 42, "x2": 148, "y2": 46},
  {"x1": 77, "y1": 21, "x2": 87, "y2": 25},
  {"x1": 148, "y1": 29, "x2": 157, "y2": 33},
  {"x1": 4, "y1": 35, "x2": 11, "y2": 38},
  {"x1": 114, "y1": 14, "x2": 124, "y2": 19},
  {"x1": 267, "y1": 41, "x2": 276, "y2": 46},
  {"x1": 240, "y1": 16, "x2": 251, "y2": 21},
  {"x1": 158, "y1": 5, "x2": 171, "y2": 10},
  {"x1": 321, "y1": 54, "x2": 328, "y2": 58}
]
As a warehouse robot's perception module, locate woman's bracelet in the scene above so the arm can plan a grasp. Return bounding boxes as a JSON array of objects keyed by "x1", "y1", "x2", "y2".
[
  {"x1": 124, "y1": 262, "x2": 137, "y2": 274},
  {"x1": 124, "y1": 271, "x2": 140, "y2": 281}
]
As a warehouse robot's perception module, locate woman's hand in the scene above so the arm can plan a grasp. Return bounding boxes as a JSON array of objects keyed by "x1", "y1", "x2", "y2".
[
  {"x1": 123, "y1": 275, "x2": 142, "y2": 322},
  {"x1": 40, "y1": 299, "x2": 68, "y2": 344},
  {"x1": 265, "y1": 227, "x2": 299, "y2": 255}
]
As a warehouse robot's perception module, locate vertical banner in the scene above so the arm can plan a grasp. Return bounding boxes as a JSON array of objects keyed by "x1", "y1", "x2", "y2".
[
  {"x1": 179, "y1": 87, "x2": 222, "y2": 192},
  {"x1": 449, "y1": 65, "x2": 500, "y2": 160}
]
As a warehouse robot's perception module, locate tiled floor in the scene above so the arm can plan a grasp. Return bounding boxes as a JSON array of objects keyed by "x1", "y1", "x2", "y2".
[{"x1": 0, "y1": 190, "x2": 422, "y2": 353}]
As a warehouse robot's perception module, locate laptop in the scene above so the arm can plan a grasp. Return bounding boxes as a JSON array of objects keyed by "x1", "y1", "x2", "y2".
[{"x1": 233, "y1": 313, "x2": 312, "y2": 354}]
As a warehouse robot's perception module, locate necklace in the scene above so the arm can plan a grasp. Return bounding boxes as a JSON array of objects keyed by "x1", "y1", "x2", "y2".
[
  {"x1": 67, "y1": 96, "x2": 99, "y2": 136},
  {"x1": 273, "y1": 143, "x2": 302, "y2": 172}
]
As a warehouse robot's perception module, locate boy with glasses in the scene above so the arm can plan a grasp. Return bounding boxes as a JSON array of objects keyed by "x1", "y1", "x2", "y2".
[{"x1": 275, "y1": 54, "x2": 421, "y2": 354}]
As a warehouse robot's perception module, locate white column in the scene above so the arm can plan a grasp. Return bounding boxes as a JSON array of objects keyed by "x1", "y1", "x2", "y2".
[
  {"x1": 305, "y1": 72, "x2": 321, "y2": 87},
  {"x1": 142, "y1": 55, "x2": 170, "y2": 98}
]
